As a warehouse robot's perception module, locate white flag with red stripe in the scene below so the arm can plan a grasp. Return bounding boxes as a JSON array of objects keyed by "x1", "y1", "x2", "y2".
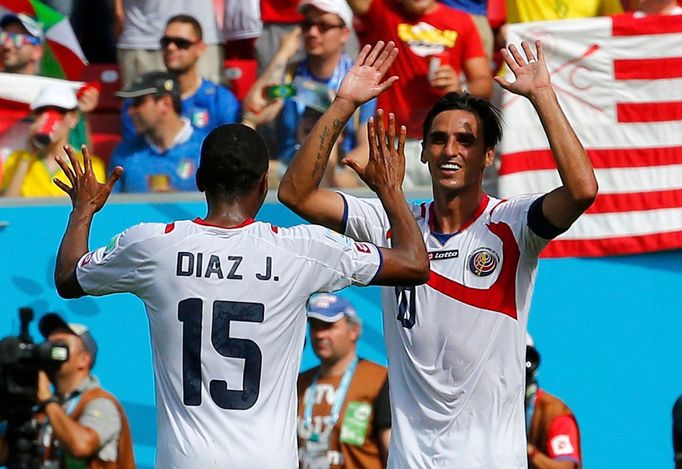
[{"x1": 499, "y1": 14, "x2": 682, "y2": 258}]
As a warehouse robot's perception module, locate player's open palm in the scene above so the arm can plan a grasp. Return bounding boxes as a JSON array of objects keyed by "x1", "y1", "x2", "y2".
[
  {"x1": 495, "y1": 40, "x2": 551, "y2": 98},
  {"x1": 337, "y1": 41, "x2": 399, "y2": 107},
  {"x1": 344, "y1": 110, "x2": 406, "y2": 193},
  {"x1": 54, "y1": 145, "x2": 122, "y2": 215}
]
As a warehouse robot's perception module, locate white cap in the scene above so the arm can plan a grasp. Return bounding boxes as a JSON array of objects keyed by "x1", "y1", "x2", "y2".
[
  {"x1": 526, "y1": 333, "x2": 534, "y2": 347},
  {"x1": 30, "y1": 83, "x2": 78, "y2": 111},
  {"x1": 0, "y1": 13, "x2": 43, "y2": 39},
  {"x1": 298, "y1": 0, "x2": 353, "y2": 28}
]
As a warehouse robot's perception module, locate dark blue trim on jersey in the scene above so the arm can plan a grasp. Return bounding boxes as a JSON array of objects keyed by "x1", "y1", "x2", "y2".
[
  {"x1": 527, "y1": 194, "x2": 568, "y2": 239},
  {"x1": 369, "y1": 247, "x2": 385, "y2": 285},
  {"x1": 432, "y1": 231, "x2": 457, "y2": 245},
  {"x1": 340, "y1": 193, "x2": 349, "y2": 234}
]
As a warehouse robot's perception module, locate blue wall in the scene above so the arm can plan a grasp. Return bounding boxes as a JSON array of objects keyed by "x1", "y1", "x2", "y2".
[{"x1": 1, "y1": 196, "x2": 680, "y2": 469}]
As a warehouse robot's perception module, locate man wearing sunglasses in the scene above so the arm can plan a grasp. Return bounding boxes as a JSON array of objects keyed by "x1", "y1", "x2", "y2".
[
  {"x1": 243, "y1": 0, "x2": 373, "y2": 187},
  {"x1": 110, "y1": 71, "x2": 205, "y2": 193},
  {"x1": 0, "y1": 13, "x2": 43, "y2": 75},
  {"x1": 120, "y1": 14, "x2": 240, "y2": 141}
]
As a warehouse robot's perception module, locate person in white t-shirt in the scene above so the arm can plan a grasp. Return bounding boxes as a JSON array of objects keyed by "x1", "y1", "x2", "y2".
[
  {"x1": 279, "y1": 40, "x2": 598, "y2": 467},
  {"x1": 51, "y1": 41, "x2": 428, "y2": 469}
]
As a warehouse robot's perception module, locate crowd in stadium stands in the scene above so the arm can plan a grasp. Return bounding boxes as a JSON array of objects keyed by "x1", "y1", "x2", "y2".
[{"x1": 0, "y1": 0, "x2": 678, "y2": 197}]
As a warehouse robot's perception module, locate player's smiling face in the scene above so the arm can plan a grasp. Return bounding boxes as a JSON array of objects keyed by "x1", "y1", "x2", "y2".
[{"x1": 421, "y1": 109, "x2": 494, "y2": 194}]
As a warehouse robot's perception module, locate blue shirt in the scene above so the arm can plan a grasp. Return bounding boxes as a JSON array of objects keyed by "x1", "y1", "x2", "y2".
[
  {"x1": 277, "y1": 55, "x2": 376, "y2": 165},
  {"x1": 438, "y1": 0, "x2": 487, "y2": 15},
  {"x1": 110, "y1": 120, "x2": 204, "y2": 193},
  {"x1": 121, "y1": 79, "x2": 241, "y2": 139}
]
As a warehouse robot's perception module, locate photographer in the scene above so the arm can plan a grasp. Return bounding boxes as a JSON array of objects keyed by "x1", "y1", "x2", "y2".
[{"x1": 0, "y1": 313, "x2": 135, "y2": 469}]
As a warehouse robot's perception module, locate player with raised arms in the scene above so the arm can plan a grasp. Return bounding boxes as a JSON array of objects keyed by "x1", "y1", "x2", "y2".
[
  {"x1": 279, "y1": 40, "x2": 598, "y2": 467},
  {"x1": 52, "y1": 41, "x2": 429, "y2": 468}
]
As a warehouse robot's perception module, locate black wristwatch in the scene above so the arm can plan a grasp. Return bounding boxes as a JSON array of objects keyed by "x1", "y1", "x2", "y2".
[{"x1": 37, "y1": 396, "x2": 60, "y2": 410}]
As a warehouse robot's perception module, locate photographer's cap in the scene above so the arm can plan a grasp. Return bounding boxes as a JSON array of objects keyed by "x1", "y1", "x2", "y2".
[
  {"x1": 39, "y1": 313, "x2": 98, "y2": 367},
  {"x1": 307, "y1": 294, "x2": 357, "y2": 323}
]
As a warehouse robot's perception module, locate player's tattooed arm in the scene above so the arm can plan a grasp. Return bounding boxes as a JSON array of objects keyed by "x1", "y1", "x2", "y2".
[
  {"x1": 53, "y1": 145, "x2": 122, "y2": 298},
  {"x1": 279, "y1": 41, "x2": 399, "y2": 233}
]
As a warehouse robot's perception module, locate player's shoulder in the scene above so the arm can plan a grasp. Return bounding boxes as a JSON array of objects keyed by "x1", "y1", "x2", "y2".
[
  {"x1": 487, "y1": 193, "x2": 540, "y2": 221},
  {"x1": 117, "y1": 221, "x2": 173, "y2": 243}
]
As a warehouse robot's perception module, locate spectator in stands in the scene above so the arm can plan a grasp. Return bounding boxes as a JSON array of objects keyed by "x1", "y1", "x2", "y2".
[
  {"x1": 628, "y1": 0, "x2": 682, "y2": 15},
  {"x1": 110, "y1": 71, "x2": 204, "y2": 193},
  {"x1": 346, "y1": 0, "x2": 493, "y2": 187},
  {"x1": 0, "y1": 83, "x2": 106, "y2": 197},
  {"x1": 0, "y1": 13, "x2": 100, "y2": 173},
  {"x1": 114, "y1": 0, "x2": 222, "y2": 86},
  {"x1": 256, "y1": 0, "x2": 306, "y2": 74},
  {"x1": 526, "y1": 336, "x2": 582, "y2": 469},
  {"x1": 298, "y1": 294, "x2": 391, "y2": 469},
  {"x1": 438, "y1": 0, "x2": 495, "y2": 60},
  {"x1": 0, "y1": 313, "x2": 135, "y2": 469},
  {"x1": 243, "y1": 0, "x2": 373, "y2": 186},
  {"x1": 120, "y1": 14, "x2": 240, "y2": 139},
  {"x1": 503, "y1": 0, "x2": 623, "y2": 27}
]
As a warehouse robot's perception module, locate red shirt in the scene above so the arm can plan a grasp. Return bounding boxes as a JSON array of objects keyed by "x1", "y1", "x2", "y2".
[
  {"x1": 358, "y1": 0, "x2": 485, "y2": 137},
  {"x1": 260, "y1": 0, "x2": 303, "y2": 23}
]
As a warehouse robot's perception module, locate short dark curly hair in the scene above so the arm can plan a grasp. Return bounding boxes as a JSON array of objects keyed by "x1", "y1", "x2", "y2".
[
  {"x1": 422, "y1": 92, "x2": 503, "y2": 150},
  {"x1": 197, "y1": 124, "x2": 269, "y2": 199}
]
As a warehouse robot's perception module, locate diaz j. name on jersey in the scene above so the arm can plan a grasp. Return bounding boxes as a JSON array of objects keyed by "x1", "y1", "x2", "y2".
[
  {"x1": 76, "y1": 218, "x2": 381, "y2": 469},
  {"x1": 342, "y1": 192, "x2": 549, "y2": 469}
]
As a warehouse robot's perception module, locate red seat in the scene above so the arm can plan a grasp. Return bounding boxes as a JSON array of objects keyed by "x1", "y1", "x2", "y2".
[
  {"x1": 79, "y1": 63, "x2": 122, "y2": 112},
  {"x1": 89, "y1": 112, "x2": 121, "y2": 165}
]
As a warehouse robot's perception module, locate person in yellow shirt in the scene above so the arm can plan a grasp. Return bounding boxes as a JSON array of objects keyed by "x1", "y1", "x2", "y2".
[
  {"x1": 505, "y1": 0, "x2": 623, "y2": 24},
  {"x1": 1, "y1": 82, "x2": 105, "y2": 197}
]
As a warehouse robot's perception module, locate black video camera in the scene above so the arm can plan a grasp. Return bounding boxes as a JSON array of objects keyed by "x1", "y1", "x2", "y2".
[{"x1": 0, "y1": 307, "x2": 69, "y2": 420}]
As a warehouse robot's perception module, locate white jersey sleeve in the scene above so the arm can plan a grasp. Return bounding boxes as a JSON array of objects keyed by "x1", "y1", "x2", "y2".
[
  {"x1": 76, "y1": 223, "x2": 164, "y2": 296},
  {"x1": 489, "y1": 194, "x2": 551, "y2": 260},
  {"x1": 270, "y1": 224, "x2": 383, "y2": 291},
  {"x1": 340, "y1": 192, "x2": 420, "y2": 248}
]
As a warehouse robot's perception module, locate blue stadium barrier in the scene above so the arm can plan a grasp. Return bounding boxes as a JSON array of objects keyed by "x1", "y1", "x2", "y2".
[{"x1": 1, "y1": 193, "x2": 680, "y2": 469}]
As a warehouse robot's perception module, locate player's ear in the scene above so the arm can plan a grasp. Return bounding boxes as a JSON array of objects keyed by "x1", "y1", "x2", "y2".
[{"x1": 484, "y1": 147, "x2": 495, "y2": 167}]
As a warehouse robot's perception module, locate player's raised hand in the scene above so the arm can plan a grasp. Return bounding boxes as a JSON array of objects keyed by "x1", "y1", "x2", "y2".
[
  {"x1": 54, "y1": 145, "x2": 122, "y2": 214},
  {"x1": 494, "y1": 40, "x2": 551, "y2": 98},
  {"x1": 336, "y1": 41, "x2": 399, "y2": 107},
  {"x1": 344, "y1": 109, "x2": 406, "y2": 193}
]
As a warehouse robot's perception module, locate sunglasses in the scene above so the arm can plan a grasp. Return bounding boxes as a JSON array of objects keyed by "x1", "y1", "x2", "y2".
[
  {"x1": 0, "y1": 31, "x2": 40, "y2": 48},
  {"x1": 300, "y1": 20, "x2": 345, "y2": 33},
  {"x1": 160, "y1": 35, "x2": 198, "y2": 50}
]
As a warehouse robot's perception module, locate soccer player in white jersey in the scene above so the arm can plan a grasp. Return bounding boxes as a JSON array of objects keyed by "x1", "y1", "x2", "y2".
[
  {"x1": 51, "y1": 41, "x2": 429, "y2": 469},
  {"x1": 279, "y1": 40, "x2": 598, "y2": 467}
]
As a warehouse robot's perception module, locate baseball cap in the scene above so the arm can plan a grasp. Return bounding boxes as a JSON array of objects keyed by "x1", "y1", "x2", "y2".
[
  {"x1": 0, "y1": 13, "x2": 43, "y2": 39},
  {"x1": 307, "y1": 294, "x2": 358, "y2": 323},
  {"x1": 39, "y1": 313, "x2": 98, "y2": 367},
  {"x1": 116, "y1": 71, "x2": 180, "y2": 102},
  {"x1": 298, "y1": 0, "x2": 353, "y2": 28},
  {"x1": 30, "y1": 83, "x2": 78, "y2": 111}
]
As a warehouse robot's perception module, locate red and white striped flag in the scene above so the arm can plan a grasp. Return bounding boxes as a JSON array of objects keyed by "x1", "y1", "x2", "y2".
[{"x1": 499, "y1": 14, "x2": 682, "y2": 258}]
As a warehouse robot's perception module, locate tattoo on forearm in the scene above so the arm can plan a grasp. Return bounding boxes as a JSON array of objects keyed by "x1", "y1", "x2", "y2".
[{"x1": 312, "y1": 126, "x2": 332, "y2": 179}]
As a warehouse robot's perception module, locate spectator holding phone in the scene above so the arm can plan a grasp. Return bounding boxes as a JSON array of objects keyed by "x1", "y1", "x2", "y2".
[{"x1": 243, "y1": 0, "x2": 374, "y2": 186}]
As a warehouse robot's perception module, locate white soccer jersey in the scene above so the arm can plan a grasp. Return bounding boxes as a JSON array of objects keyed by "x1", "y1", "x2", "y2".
[
  {"x1": 342, "y1": 193, "x2": 549, "y2": 468},
  {"x1": 76, "y1": 218, "x2": 382, "y2": 469}
]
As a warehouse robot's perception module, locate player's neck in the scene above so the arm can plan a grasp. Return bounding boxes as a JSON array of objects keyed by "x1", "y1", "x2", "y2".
[
  {"x1": 203, "y1": 198, "x2": 259, "y2": 227},
  {"x1": 319, "y1": 351, "x2": 357, "y2": 378},
  {"x1": 178, "y1": 69, "x2": 201, "y2": 99},
  {"x1": 431, "y1": 187, "x2": 486, "y2": 233}
]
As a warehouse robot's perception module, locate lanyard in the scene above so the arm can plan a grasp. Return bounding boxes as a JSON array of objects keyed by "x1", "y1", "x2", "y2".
[{"x1": 304, "y1": 357, "x2": 359, "y2": 430}]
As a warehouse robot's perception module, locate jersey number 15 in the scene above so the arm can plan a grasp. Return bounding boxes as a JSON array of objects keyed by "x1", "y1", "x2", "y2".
[{"x1": 178, "y1": 298, "x2": 264, "y2": 410}]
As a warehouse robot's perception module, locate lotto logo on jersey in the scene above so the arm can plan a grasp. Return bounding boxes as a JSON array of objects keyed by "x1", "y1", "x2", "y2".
[
  {"x1": 354, "y1": 243, "x2": 371, "y2": 254},
  {"x1": 550, "y1": 435, "x2": 575, "y2": 456},
  {"x1": 467, "y1": 248, "x2": 499, "y2": 277},
  {"x1": 429, "y1": 250, "x2": 459, "y2": 260}
]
